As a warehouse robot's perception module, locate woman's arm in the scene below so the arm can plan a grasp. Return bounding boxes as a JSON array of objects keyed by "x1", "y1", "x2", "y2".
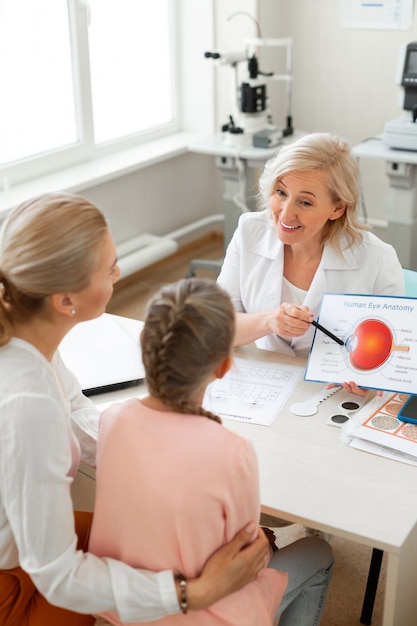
[
  {"x1": 55, "y1": 350, "x2": 100, "y2": 466},
  {"x1": 234, "y1": 305, "x2": 313, "y2": 347}
]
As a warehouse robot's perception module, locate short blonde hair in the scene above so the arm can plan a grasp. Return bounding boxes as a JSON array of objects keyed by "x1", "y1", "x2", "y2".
[
  {"x1": 141, "y1": 278, "x2": 235, "y2": 423},
  {"x1": 258, "y1": 132, "x2": 368, "y2": 250},
  {"x1": 0, "y1": 191, "x2": 108, "y2": 343}
]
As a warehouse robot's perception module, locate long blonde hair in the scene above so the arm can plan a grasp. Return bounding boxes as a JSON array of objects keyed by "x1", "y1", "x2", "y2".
[
  {"x1": 258, "y1": 132, "x2": 368, "y2": 251},
  {"x1": 0, "y1": 191, "x2": 108, "y2": 345},
  {"x1": 141, "y1": 278, "x2": 235, "y2": 424}
]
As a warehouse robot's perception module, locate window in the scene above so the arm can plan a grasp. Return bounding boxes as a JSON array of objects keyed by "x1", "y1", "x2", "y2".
[
  {"x1": 88, "y1": 0, "x2": 174, "y2": 145},
  {"x1": 0, "y1": 0, "x2": 177, "y2": 188}
]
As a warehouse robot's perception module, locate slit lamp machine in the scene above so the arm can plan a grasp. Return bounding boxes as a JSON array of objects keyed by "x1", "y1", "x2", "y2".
[{"x1": 204, "y1": 37, "x2": 294, "y2": 149}]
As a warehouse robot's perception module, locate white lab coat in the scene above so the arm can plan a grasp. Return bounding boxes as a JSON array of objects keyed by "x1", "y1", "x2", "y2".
[{"x1": 218, "y1": 210, "x2": 405, "y2": 356}]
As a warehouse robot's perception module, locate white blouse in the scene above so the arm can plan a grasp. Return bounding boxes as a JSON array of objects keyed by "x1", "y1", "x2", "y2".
[{"x1": 0, "y1": 338, "x2": 178, "y2": 622}]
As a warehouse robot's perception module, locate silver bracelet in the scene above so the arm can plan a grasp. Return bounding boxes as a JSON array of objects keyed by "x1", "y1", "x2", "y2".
[{"x1": 177, "y1": 574, "x2": 188, "y2": 614}]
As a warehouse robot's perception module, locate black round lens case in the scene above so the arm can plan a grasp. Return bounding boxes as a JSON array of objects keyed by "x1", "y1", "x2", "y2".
[{"x1": 326, "y1": 393, "x2": 367, "y2": 428}]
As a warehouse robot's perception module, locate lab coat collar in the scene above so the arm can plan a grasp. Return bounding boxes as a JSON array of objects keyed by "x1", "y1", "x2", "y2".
[
  {"x1": 250, "y1": 225, "x2": 360, "y2": 312},
  {"x1": 305, "y1": 235, "x2": 358, "y2": 312},
  {"x1": 251, "y1": 223, "x2": 282, "y2": 260},
  {"x1": 320, "y1": 235, "x2": 359, "y2": 271},
  {"x1": 251, "y1": 226, "x2": 358, "y2": 268}
]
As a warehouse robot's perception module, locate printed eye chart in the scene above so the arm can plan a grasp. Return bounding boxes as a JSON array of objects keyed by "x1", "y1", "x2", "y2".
[
  {"x1": 305, "y1": 294, "x2": 417, "y2": 394},
  {"x1": 347, "y1": 392, "x2": 417, "y2": 465},
  {"x1": 203, "y1": 357, "x2": 304, "y2": 426}
]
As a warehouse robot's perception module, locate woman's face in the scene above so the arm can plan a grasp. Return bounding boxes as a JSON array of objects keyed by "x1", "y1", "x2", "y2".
[
  {"x1": 269, "y1": 169, "x2": 346, "y2": 248},
  {"x1": 73, "y1": 230, "x2": 121, "y2": 321}
]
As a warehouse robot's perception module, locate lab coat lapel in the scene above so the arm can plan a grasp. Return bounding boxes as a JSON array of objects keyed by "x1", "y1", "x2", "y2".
[
  {"x1": 304, "y1": 239, "x2": 358, "y2": 313},
  {"x1": 252, "y1": 231, "x2": 285, "y2": 310}
]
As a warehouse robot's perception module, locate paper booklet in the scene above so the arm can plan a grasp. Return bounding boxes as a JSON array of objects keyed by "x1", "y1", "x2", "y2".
[
  {"x1": 305, "y1": 293, "x2": 417, "y2": 394},
  {"x1": 342, "y1": 391, "x2": 417, "y2": 466},
  {"x1": 203, "y1": 356, "x2": 304, "y2": 426}
]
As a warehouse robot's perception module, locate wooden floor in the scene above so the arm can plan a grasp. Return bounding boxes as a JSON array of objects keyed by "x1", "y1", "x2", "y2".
[
  {"x1": 107, "y1": 232, "x2": 223, "y2": 320},
  {"x1": 107, "y1": 232, "x2": 386, "y2": 626}
]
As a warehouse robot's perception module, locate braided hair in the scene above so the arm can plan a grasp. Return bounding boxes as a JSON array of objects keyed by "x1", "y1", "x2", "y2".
[{"x1": 141, "y1": 278, "x2": 236, "y2": 424}]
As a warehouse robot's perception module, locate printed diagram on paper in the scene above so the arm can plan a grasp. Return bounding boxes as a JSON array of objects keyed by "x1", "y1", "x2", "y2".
[
  {"x1": 343, "y1": 0, "x2": 413, "y2": 30},
  {"x1": 305, "y1": 294, "x2": 417, "y2": 394},
  {"x1": 347, "y1": 392, "x2": 417, "y2": 464},
  {"x1": 203, "y1": 357, "x2": 304, "y2": 426}
]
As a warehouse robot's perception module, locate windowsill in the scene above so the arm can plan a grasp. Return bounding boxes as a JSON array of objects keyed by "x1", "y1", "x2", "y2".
[{"x1": 0, "y1": 131, "x2": 204, "y2": 218}]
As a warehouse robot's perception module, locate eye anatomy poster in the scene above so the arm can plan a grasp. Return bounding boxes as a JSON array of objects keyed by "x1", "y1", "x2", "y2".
[{"x1": 305, "y1": 294, "x2": 417, "y2": 393}]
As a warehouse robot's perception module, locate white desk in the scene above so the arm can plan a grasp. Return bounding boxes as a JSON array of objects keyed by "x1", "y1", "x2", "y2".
[
  {"x1": 71, "y1": 330, "x2": 417, "y2": 626},
  {"x1": 223, "y1": 346, "x2": 417, "y2": 626},
  {"x1": 352, "y1": 138, "x2": 417, "y2": 271}
]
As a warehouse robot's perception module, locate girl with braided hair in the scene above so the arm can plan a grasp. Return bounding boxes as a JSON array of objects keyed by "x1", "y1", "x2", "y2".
[{"x1": 89, "y1": 278, "x2": 333, "y2": 626}]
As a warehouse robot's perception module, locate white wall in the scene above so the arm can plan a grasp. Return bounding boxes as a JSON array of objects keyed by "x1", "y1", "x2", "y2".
[
  {"x1": 258, "y1": 0, "x2": 417, "y2": 230},
  {"x1": 78, "y1": 152, "x2": 221, "y2": 246},
  {"x1": 79, "y1": 1, "x2": 263, "y2": 251},
  {"x1": 75, "y1": 1, "x2": 417, "y2": 253}
]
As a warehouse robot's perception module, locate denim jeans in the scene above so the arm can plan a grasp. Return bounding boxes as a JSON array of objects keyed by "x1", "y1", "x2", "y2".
[{"x1": 269, "y1": 536, "x2": 334, "y2": 626}]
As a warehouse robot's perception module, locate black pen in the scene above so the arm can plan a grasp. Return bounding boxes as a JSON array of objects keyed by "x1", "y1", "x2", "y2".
[
  {"x1": 295, "y1": 306, "x2": 345, "y2": 346},
  {"x1": 311, "y1": 319, "x2": 345, "y2": 346}
]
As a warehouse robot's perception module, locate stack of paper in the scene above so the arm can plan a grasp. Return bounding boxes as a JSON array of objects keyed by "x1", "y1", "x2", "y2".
[{"x1": 342, "y1": 391, "x2": 417, "y2": 466}]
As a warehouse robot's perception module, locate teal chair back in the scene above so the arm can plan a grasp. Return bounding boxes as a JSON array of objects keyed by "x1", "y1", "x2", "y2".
[{"x1": 403, "y1": 268, "x2": 417, "y2": 297}]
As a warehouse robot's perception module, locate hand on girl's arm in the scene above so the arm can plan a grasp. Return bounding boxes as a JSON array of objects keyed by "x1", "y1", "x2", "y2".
[{"x1": 181, "y1": 523, "x2": 269, "y2": 611}]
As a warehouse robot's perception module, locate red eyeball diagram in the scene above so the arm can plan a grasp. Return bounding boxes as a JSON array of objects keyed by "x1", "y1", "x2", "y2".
[{"x1": 345, "y1": 318, "x2": 409, "y2": 370}]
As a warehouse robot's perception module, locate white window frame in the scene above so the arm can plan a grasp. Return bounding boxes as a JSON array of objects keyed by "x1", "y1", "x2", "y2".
[
  {"x1": 0, "y1": 0, "x2": 180, "y2": 189},
  {"x1": 0, "y1": 0, "x2": 215, "y2": 216}
]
